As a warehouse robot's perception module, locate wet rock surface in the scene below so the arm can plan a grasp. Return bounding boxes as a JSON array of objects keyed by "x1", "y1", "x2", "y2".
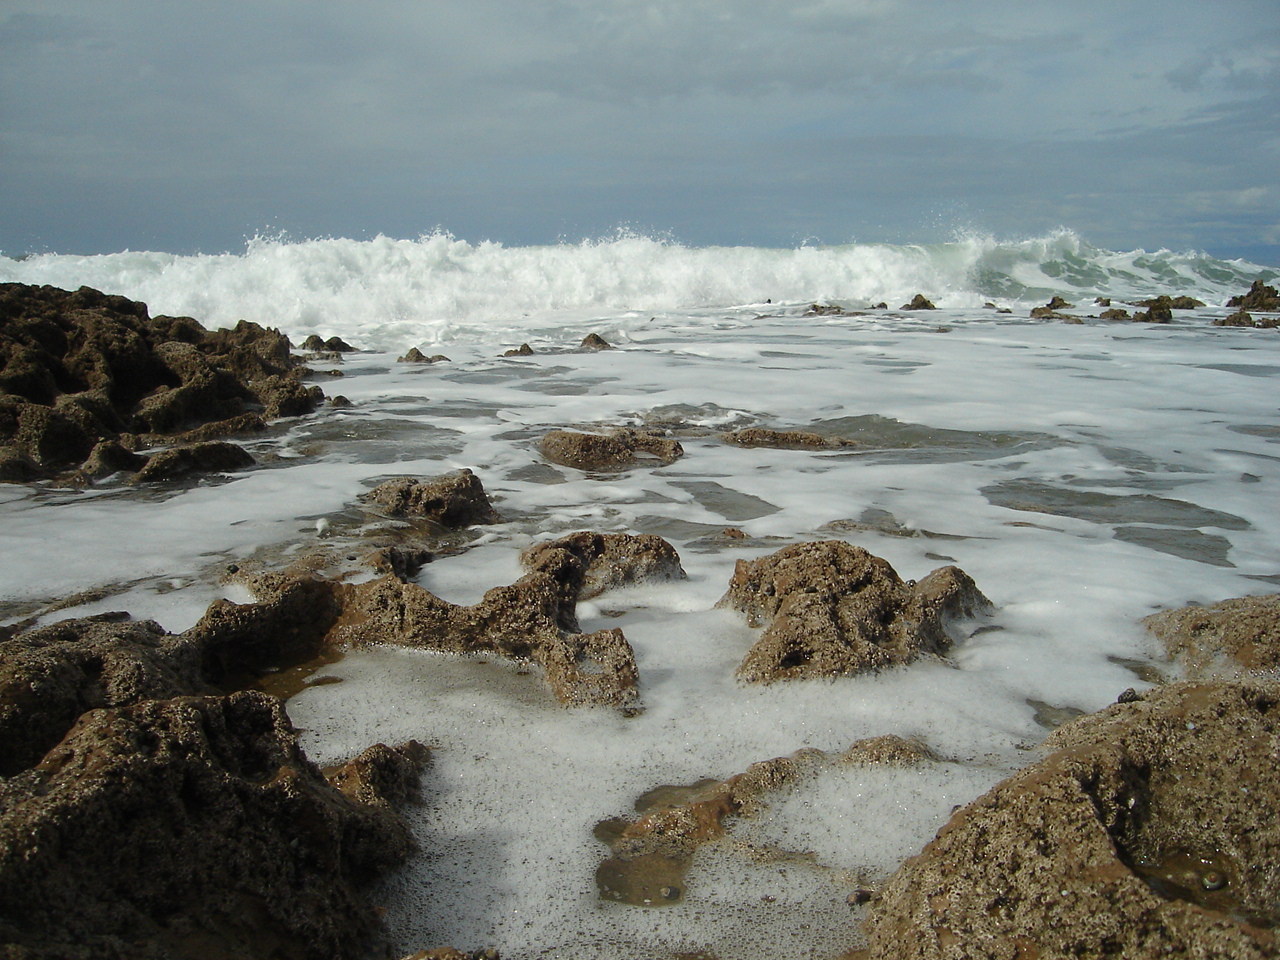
[
  {"x1": 720, "y1": 427, "x2": 859, "y2": 450},
  {"x1": 0, "y1": 283, "x2": 321, "y2": 482},
  {"x1": 718, "y1": 541, "x2": 991, "y2": 682},
  {"x1": 539, "y1": 427, "x2": 684, "y2": 471},
  {"x1": 866, "y1": 681, "x2": 1280, "y2": 959},
  {"x1": 1227, "y1": 279, "x2": 1280, "y2": 311},
  {"x1": 1143, "y1": 593, "x2": 1280, "y2": 677},
  {"x1": 0, "y1": 691, "x2": 425, "y2": 960},
  {"x1": 520, "y1": 530, "x2": 687, "y2": 599},
  {"x1": 362, "y1": 469, "x2": 502, "y2": 527}
]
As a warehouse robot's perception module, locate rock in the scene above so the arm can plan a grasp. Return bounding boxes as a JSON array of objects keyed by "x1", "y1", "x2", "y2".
[
  {"x1": 133, "y1": 440, "x2": 255, "y2": 482},
  {"x1": 400, "y1": 950, "x2": 500, "y2": 960},
  {"x1": 0, "y1": 283, "x2": 320, "y2": 482},
  {"x1": 805, "y1": 303, "x2": 845, "y2": 316},
  {"x1": 303, "y1": 335, "x2": 356, "y2": 352},
  {"x1": 579, "y1": 333, "x2": 613, "y2": 351},
  {"x1": 398, "y1": 348, "x2": 450, "y2": 363},
  {"x1": 521, "y1": 531, "x2": 686, "y2": 600},
  {"x1": 0, "y1": 691, "x2": 423, "y2": 960},
  {"x1": 720, "y1": 427, "x2": 859, "y2": 450},
  {"x1": 171, "y1": 411, "x2": 268, "y2": 443},
  {"x1": 900, "y1": 295, "x2": 936, "y2": 310},
  {"x1": 332, "y1": 559, "x2": 640, "y2": 709},
  {"x1": 1142, "y1": 594, "x2": 1280, "y2": 677},
  {"x1": 1045, "y1": 296, "x2": 1074, "y2": 310},
  {"x1": 539, "y1": 428, "x2": 684, "y2": 471},
  {"x1": 0, "y1": 617, "x2": 209, "y2": 777},
  {"x1": 1214, "y1": 308, "x2": 1278, "y2": 329},
  {"x1": 1227, "y1": 279, "x2": 1280, "y2": 311},
  {"x1": 1136, "y1": 295, "x2": 1205, "y2": 311},
  {"x1": 717, "y1": 540, "x2": 991, "y2": 683},
  {"x1": 361, "y1": 469, "x2": 502, "y2": 527},
  {"x1": 1096, "y1": 297, "x2": 1112, "y2": 306},
  {"x1": 364, "y1": 542, "x2": 435, "y2": 580},
  {"x1": 866, "y1": 681, "x2": 1280, "y2": 959},
  {"x1": 1029, "y1": 306, "x2": 1077, "y2": 320},
  {"x1": 1100, "y1": 307, "x2": 1132, "y2": 320},
  {"x1": 502, "y1": 343, "x2": 534, "y2": 357},
  {"x1": 1133, "y1": 303, "x2": 1173, "y2": 323}
]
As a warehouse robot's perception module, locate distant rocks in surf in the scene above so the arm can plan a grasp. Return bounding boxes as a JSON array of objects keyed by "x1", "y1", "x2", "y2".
[
  {"x1": 1215, "y1": 308, "x2": 1278, "y2": 329},
  {"x1": 900, "y1": 294, "x2": 937, "y2": 310},
  {"x1": 717, "y1": 540, "x2": 992, "y2": 683},
  {"x1": 539, "y1": 427, "x2": 684, "y2": 471},
  {"x1": 0, "y1": 282, "x2": 322, "y2": 484},
  {"x1": 398, "y1": 347, "x2": 451, "y2": 363},
  {"x1": 1226, "y1": 278, "x2": 1280, "y2": 311},
  {"x1": 1029, "y1": 292, "x2": 1210, "y2": 323},
  {"x1": 579, "y1": 333, "x2": 613, "y2": 351},
  {"x1": 865, "y1": 679, "x2": 1280, "y2": 959}
]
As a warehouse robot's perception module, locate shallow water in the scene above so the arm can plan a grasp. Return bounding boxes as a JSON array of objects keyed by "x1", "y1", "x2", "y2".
[{"x1": 3, "y1": 291, "x2": 1279, "y2": 956}]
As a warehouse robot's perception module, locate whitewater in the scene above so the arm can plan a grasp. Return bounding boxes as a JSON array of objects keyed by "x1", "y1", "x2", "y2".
[{"x1": 1, "y1": 230, "x2": 1278, "y2": 958}]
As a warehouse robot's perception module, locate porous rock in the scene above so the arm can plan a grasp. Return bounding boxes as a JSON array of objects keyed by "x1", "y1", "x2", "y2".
[
  {"x1": 720, "y1": 427, "x2": 859, "y2": 450},
  {"x1": 866, "y1": 681, "x2": 1280, "y2": 959},
  {"x1": 361, "y1": 469, "x2": 502, "y2": 526},
  {"x1": 132, "y1": 440, "x2": 255, "y2": 483},
  {"x1": 539, "y1": 427, "x2": 683, "y2": 471},
  {"x1": 520, "y1": 531, "x2": 687, "y2": 599},
  {"x1": 718, "y1": 540, "x2": 991, "y2": 682},
  {"x1": 1214, "y1": 308, "x2": 1278, "y2": 329},
  {"x1": 1227, "y1": 279, "x2": 1280, "y2": 311},
  {"x1": 0, "y1": 691, "x2": 424, "y2": 960},
  {"x1": 1143, "y1": 593, "x2": 1280, "y2": 677}
]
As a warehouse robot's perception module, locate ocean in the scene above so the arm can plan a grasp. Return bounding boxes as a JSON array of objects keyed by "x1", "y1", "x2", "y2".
[{"x1": 1, "y1": 230, "x2": 1277, "y2": 957}]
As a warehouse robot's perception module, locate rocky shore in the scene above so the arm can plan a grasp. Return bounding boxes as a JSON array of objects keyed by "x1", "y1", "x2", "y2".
[{"x1": 2, "y1": 282, "x2": 1279, "y2": 958}]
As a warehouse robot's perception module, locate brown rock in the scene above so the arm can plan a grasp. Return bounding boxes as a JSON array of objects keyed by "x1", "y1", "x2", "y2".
[
  {"x1": 718, "y1": 541, "x2": 991, "y2": 682},
  {"x1": 900, "y1": 295, "x2": 936, "y2": 310},
  {"x1": 1215, "y1": 308, "x2": 1278, "y2": 329},
  {"x1": 397, "y1": 348, "x2": 450, "y2": 363},
  {"x1": 1029, "y1": 306, "x2": 1077, "y2": 320},
  {"x1": 539, "y1": 428, "x2": 684, "y2": 471},
  {"x1": 1143, "y1": 593, "x2": 1280, "y2": 677},
  {"x1": 720, "y1": 427, "x2": 859, "y2": 450},
  {"x1": 1136, "y1": 295, "x2": 1205, "y2": 311},
  {"x1": 0, "y1": 691, "x2": 422, "y2": 960},
  {"x1": 365, "y1": 542, "x2": 435, "y2": 580},
  {"x1": 362, "y1": 469, "x2": 502, "y2": 527},
  {"x1": 520, "y1": 531, "x2": 686, "y2": 599},
  {"x1": 133, "y1": 440, "x2": 255, "y2": 482},
  {"x1": 80, "y1": 437, "x2": 148, "y2": 476},
  {"x1": 866, "y1": 681, "x2": 1280, "y2": 959},
  {"x1": 503, "y1": 343, "x2": 535, "y2": 357},
  {"x1": 1100, "y1": 307, "x2": 1132, "y2": 320},
  {"x1": 1227, "y1": 279, "x2": 1280, "y2": 311},
  {"x1": 579, "y1": 333, "x2": 613, "y2": 351}
]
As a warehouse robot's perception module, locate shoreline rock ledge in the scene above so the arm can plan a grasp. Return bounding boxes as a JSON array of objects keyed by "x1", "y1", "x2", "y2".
[{"x1": 864, "y1": 680, "x2": 1280, "y2": 959}]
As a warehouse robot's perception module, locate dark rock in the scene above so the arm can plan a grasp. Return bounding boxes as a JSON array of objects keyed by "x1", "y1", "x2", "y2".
[
  {"x1": 579, "y1": 333, "x2": 613, "y2": 351},
  {"x1": 805, "y1": 303, "x2": 845, "y2": 316},
  {"x1": 521, "y1": 531, "x2": 686, "y2": 600},
  {"x1": 362, "y1": 469, "x2": 502, "y2": 527},
  {"x1": 1136, "y1": 295, "x2": 1205, "y2": 311},
  {"x1": 364, "y1": 543, "x2": 435, "y2": 580},
  {"x1": 1029, "y1": 306, "x2": 1077, "y2": 320},
  {"x1": 540, "y1": 428, "x2": 683, "y2": 471},
  {"x1": 900, "y1": 295, "x2": 936, "y2": 310},
  {"x1": 503, "y1": 343, "x2": 535, "y2": 357},
  {"x1": 866, "y1": 681, "x2": 1280, "y2": 959},
  {"x1": 0, "y1": 617, "x2": 208, "y2": 777},
  {"x1": 720, "y1": 427, "x2": 859, "y2": 450},
  {"x1": 0, "y1": 691, "x2": 422, "y2": 960},
  {"x1": 302, "y1": 334, "x2": 326, "y2": 350},
  {"x1": 1143, "y1": 593, "x2": 1280, "y2": 677},
  {"x1": 717, "y1": 540, "x2": 991, "y2": 682},
  {"x1": 80, "y1": 438, "x2": 148, "y2": 477},
  {"x1": 324, "y1": 336, "x2": 355, "y2": 352},
  {"x1": 1045, "y1": 296, "x2": 1074, "y2": 310},
  {"x1": 1133, "y1": 303, "x2": 1173, "y2": 323},
  {"x1": 1096, "y1": 297, "x2": 1112, "y2": 306},
  {"x1": 398, "y1": 348, "x2": 450, "y2": 363},
  {"x1": 172, "y1": 411, "x2": 268, "y2": 443},
  {"x1": 133, "y1": 440, "x2": 254, "y2": 483},
  {"x1": 1100, "y1": 307, "x2": 1132, "y2": 320},
  {"x1": 1227, "y1": 279, "x2": 1280, "y2": 311},
  {"x1": 1214, "y1": 308, "x2": 1278, "y2": 329},
  {"x1": 330, "y1": 395, "x2": 353, "y2": 408}
]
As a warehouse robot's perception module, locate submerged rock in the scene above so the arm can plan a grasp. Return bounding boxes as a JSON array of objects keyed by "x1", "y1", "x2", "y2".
[
  {"x1": 132, "y1": 439, "x2": 255, "y2": 482},
  {"x1": 1143, "y1": 593, "x2": 1280, "y2": 677},
  {"x1": 866, "y1": 681, "x2": 1280, "y2": 959},
  {"x1": 718, "y1": 540, "x2": 991, "y2": 682},
  {"x1": 720, "y1": 427, "x2": 859, "y2": 450},
  {"x1": 0, "y1": 691, "x2": 424, "y2": 960},
  {"x1": 362, "y1": 469, "x2": 502, "y2": 527},
  {"x1": 521, "y1": 531, "x2": 687, "y2": 599},
  {"x1": 540, "y1": 427, "x2": 684, "y2": 471}
]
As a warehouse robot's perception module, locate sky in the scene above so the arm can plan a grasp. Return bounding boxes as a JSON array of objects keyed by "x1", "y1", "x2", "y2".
[{"x1": 2, "y1": 1, "x2": 1278, "y2": 263}]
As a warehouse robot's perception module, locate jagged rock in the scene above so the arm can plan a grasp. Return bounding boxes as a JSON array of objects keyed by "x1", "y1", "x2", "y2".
[
  {"x1": 361, "y1": 469, "x2": 502, "y2": 527},
  {"x1": 521, "y1": 531, "x2": 686, "y2": 599},
  {"x1": 1100, "y1": 307, "x2": 1132, "y2": 320},
  {"x1": 332, "y1": 558, "x2": 639, "y2": 709},
  {"x1": 1133, "y1": 303, "x2": 1173, "y2": 323},
  {"x1": 1214, "y1": 308, "x2": 1278, "y2": 329},
  {"x1": 866, "y1": 681, "x2": 1280, "y2": 959},
  {"x1": 717, "y1": 540, "x2": 991, "y2": 682},
  {"x1": 901, "y1": 295, "x2": 936, "y2": 310},
  {"x1": 1046, "y1": 296, "x2": 1074, "y2": 310},
  {"x1": 720, "y1": 427, "x2": 859, "y2": 450},
  {"x1": 579, "y1": 333, "x2": 613, "y2": 351},
  {"x1": 397, "y1": 348, "x2": 450, "y2": 363},
  {"x1": 401, "y1": 950, "x2": 500, "y2": 960},
  {"x1": 502, "y1": 343, "x2": 534, "y2": 357},
  {"x1": 1143, "y1": 593, "x2": 1280, "y2": 677},
  {"x1": 80, "y1": 438, "x2": 148, "y2": 477},
  {"x1": 805, "y1": 303, "x2": 845, "y2": 316},
  {"x1": 0, "y1": 283, "x2": 320, "y2": 482},
  {"x1": 1227, "y1": 279, "x2": 1280, "y2": 311},
  {"x1": 364, "y1": 542, "x2": 435, "y2": 580},
  {"x1": 0, "y1": 691, "x2": 423, "y2": 960},
  {"x1": 133, "y1": 440, "x2": 255, "y2": 483},
  {"x1": 1136, "y1": 295, "x2": 1205, "y2": 311},
  {"x1": 171, "y1": 411, "x2": 268, "y2": 443},
  {"x1": 1029, "y1": 306, "x2": 1077, "y2": 320},
  {"x1": 302, "y1": 335, "x2": 356, "y2": 353},
  {"x1": 0, "y1": 617, "x2": 209, "y2": 777},
  {"x1": 539, "y1": 427, "x2": 684, "y2": 471}
]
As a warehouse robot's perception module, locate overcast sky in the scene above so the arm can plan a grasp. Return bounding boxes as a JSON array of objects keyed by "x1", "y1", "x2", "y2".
[{"x1": 2, "y1": 1, "x2": 1277, "y2": 262}]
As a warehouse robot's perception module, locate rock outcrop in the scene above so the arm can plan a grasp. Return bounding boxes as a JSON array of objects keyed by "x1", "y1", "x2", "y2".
[
  {"x1": 520, "y1": 531, "x2": 687, "y2": 599},
  {"x1": 0, "y1": 691, "x2": 426, "y2": 960},
  {"x1": 866, "y1": 681, "x2": 1280, "y2": 959},
  {"x1": 1227, "y1": 279, "x2": 1280, "y2": 311},
  {"x1": 539, "y1": 428, "x2": 684, "y2": 471},
  {"x1": 1143, "y1": 593, "x2": 1280, "y2": 677},
  {"x1": 0, "y1": 283, "x2": 321, "y2": 482},
  {"x1": 718, "y1": 540, "x2": 991, "y2": 682},
  {"x1": 900, "y1": 295, "x2": 937, "y2": 310},
  {"x1": 362, "y1": 470, "x2": 502, "y2": 527},
  {"x1": 1214, "y1": 308, "x2": 1278, "y2": 329}
]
